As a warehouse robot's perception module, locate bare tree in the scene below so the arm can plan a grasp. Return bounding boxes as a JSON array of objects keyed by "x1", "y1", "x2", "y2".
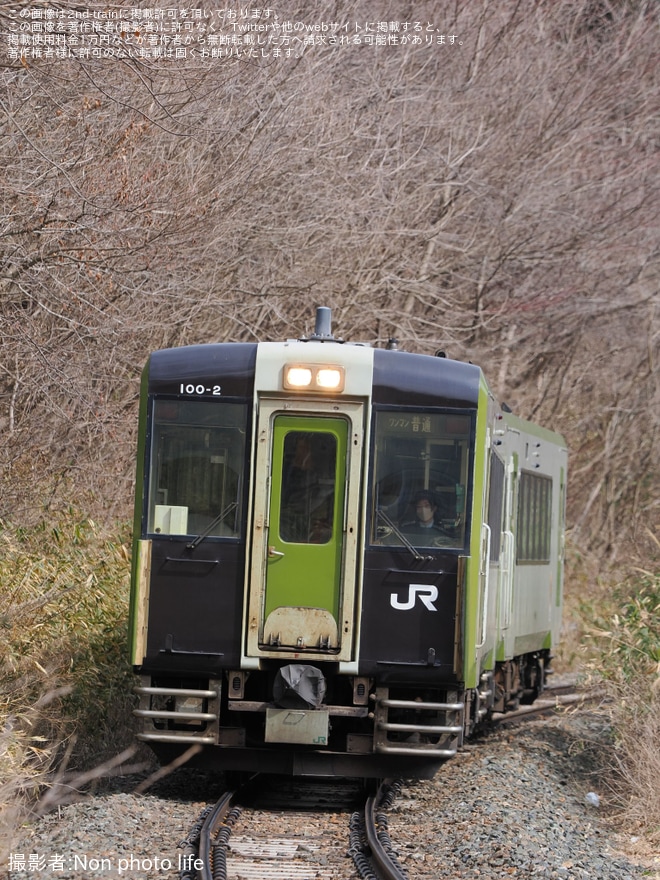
[{"x1": 0, "y1": 0, "x2": 658, "y2": 558}]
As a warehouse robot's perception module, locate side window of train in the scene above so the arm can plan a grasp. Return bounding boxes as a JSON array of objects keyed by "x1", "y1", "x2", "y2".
[
  {"x1": 487, "y1": 452, "x2": 505, "y2": 562},
  {"x1": 371, "y1": 410, "x2": 474, "y2": 550},
  {"x1": 516, "y1": 471, "x2": 553, "y2": 564},
  {"x1": 146, "y1": 399, "x2": 248, "y2": 538}
]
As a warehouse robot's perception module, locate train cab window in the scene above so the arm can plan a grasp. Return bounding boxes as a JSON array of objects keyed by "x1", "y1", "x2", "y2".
[
  {"x1": 371, "y1": 410, "x2": 473, "y2": 550},
  {"x1": 146, "y1": 399, "x2": 248, "y2": 538}
]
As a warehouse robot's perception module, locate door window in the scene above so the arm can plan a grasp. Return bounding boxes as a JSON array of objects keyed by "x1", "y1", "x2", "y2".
[{"x1": 279, "y1": 431, "x2": 338, "y2": 544}]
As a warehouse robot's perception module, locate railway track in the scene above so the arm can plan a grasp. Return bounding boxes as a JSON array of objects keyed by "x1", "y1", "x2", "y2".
[
  {"x1": 181, "y1": 777, "x2": 410, "y2": 880},
  {"x1": 492, "y1": 677, "x2": 606, "y2": 724},
  {"x1": 179, "y1": 679, "x2": 595, "y2": 880}
]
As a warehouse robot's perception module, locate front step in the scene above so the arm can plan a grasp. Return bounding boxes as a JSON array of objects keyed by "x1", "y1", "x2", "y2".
[{"x1": 372, "y1": 687, "x2": 464, "y2": 758}]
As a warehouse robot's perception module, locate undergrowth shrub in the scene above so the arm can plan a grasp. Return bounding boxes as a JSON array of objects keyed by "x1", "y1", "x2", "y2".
[
  {"x1": 0, "y1": 511, "x2": 138, "y2": 848},
  {"x1": 584, "y1": 568, "x2": 660, "y2": 842}
]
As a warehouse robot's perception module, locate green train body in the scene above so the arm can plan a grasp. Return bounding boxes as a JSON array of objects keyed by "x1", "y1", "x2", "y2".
[{"x1": 129, "y1": 309, "x2": 566, "y2": 778}]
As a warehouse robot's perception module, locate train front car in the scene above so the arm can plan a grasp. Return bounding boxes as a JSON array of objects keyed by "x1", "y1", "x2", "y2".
[{"x1": 129, "y1": 310, "x2": 566, "y2": 778}]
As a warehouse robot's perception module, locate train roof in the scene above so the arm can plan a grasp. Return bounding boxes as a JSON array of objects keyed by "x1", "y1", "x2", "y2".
[
  {"x1": 144, "y1": 339, "x2": 564, "y2": 448},
  {"x1": 145, "y1": 340, "x2": 483, "y2": 409}
]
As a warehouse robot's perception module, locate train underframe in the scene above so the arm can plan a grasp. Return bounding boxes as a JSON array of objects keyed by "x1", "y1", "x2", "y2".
[{"x1": 134, "y1": 649, "x2": 551, "y2": 777}]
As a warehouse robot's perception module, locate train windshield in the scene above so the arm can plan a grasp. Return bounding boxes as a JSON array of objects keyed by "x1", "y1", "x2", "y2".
[
  {"x1": 146, "y1": 398, "x2": 248, "y2": 538},
  {"x1": 371, "y1": 410, "x2": 473, "y2": 550}
]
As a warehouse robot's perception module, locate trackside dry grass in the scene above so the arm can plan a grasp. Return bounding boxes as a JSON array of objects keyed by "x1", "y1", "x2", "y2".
[
  {"x1": 0, "y1": 512, "x2": 138, "y2": 856},
  {"x1": 583, "y1": 568, "x2": 660, "y2": 844}
]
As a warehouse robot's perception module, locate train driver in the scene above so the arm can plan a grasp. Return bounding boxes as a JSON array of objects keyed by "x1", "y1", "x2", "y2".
[{"x1": 402, "y1": 490, "x2": 442, "y2": 536}]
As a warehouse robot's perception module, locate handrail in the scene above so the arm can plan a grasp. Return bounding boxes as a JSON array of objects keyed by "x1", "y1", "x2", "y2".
[{"x1": 476, "y1": 523, "x2": 491, "y2": 649}]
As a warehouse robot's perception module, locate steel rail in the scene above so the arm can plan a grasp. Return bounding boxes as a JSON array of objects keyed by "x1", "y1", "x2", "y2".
[
  {"x1": 364, "y1": 794, "x2": 409, "y2": 880},
  {"x1": 492, "y1": 688, "x2": 608, "y2": 723},
  {"x1": 348, "y1": 780, "x2": 409, "y2": 880},
  {"x1": 196, "y1": 791, "x2": 237, "y2": 880}
]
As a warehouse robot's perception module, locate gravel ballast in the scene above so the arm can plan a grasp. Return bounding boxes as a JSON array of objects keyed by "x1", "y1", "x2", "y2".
[{"x1": 8, "y1": 710, "x2": 658, "y2": 880}]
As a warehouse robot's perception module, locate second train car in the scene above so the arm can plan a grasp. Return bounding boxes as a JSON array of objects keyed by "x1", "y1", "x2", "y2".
[{"x1": 129, "y1": 307, "x2": 567, "y2": 778}]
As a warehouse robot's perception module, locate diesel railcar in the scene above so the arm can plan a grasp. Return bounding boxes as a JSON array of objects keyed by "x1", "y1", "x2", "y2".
[{"x1": 129, "y1": 308, "x2": 567, "y2": 778}]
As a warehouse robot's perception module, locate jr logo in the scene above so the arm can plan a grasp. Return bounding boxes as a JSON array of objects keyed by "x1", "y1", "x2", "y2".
[{"x1": 390, "y1": 584, "x2": 439, "y2": 612}]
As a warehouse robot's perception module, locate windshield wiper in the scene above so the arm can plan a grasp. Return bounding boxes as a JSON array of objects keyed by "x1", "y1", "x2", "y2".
[
  {"x1": 377, "y1": 508, "x2": 430, "y2": 562},
  {"x1": 187, "y1": 502, "x2": 238, "y2": 550}
]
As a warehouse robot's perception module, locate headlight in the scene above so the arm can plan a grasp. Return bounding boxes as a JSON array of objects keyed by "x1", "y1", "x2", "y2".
[
  {"x1": 284, "y1": 367, "x2": 313, "y2": 388},
  {"x1": 316, "y1": 368, "x2": 343, "y2": 389},
  {"x1": 283, "y1": 364, "x2": 345, "y2": 392}
]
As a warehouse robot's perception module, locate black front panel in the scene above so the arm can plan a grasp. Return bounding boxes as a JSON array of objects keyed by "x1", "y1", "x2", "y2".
[
  {"x1": 360, "y1": 351, "x2": 478, "y2": 684},
  {"x1": 359, "y1": 550, "x2": 460, "y2": 682},
  {"x1": 144, "y1": 538, "x2": 244, "y2": 673},
  {"x1": 139, "y1": 381, "x2": 253, "y2": 674}
]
